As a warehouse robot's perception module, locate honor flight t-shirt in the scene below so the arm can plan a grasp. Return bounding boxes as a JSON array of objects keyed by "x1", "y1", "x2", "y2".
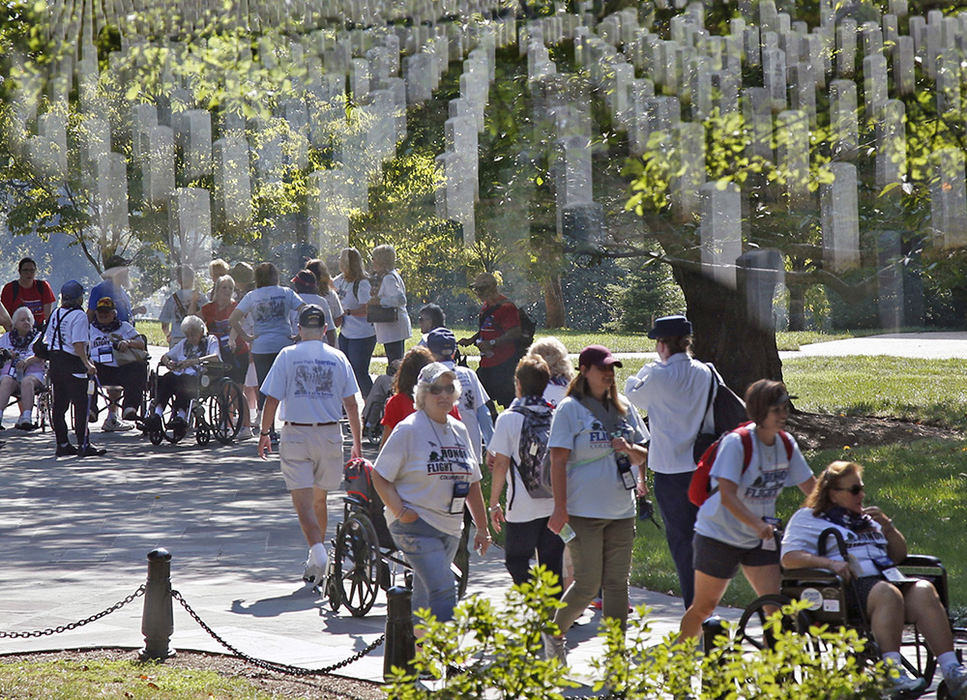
[{"x1": 374, "y1": 411, "x2": 482, "y2": 537}]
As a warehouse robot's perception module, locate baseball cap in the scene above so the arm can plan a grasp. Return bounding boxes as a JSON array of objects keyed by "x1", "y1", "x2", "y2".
[
  {"x1": 60, "y1": 280, "x2": 84, "y2": 299},
  {"x1": 578, "y1": 345, "x2": 622, "y2": 369},
  {"x1": 95, "y1": 297, "x2": 116, "y2": 311},
  {"x1": 469, "y1": 272, "x2": 498, "y2": 290},
  {"x1": 417, "y1": 362, "x2": 457, "y2": 387},
  {"x1": 425, "y1": 327, "x2": 456, "y2": 357},
  {"x1": 647, "y1": 314, "x2": 692, "y2": 339},
  {"x1": 103, "y1": 254, "x2": 130, "y2": 271},
  {"x1": 298, "y1": 304, "x2": 327, "y2": 329}
]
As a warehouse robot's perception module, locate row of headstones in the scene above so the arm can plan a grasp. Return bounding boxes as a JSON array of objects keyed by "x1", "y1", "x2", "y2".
[{"x1": 16, "y1": 1, "x2": 512, "y2": 271}]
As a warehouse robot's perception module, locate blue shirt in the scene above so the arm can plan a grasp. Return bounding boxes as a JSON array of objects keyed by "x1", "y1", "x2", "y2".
[
  {"x1": 88, "y1": 280, "x2": 133, "y2": 323},
  {"x1": 236, "y1": 286, "x2": 304, "y2": 354}
]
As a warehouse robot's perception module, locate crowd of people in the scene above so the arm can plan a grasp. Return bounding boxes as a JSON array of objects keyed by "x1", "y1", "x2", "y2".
[{"x1": 3, "y1": 251, "x2": 966, "y2": 699}]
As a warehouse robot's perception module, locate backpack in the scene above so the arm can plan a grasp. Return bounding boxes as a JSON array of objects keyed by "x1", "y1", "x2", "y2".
[
  {"x1": 692, "y1": 364, "x2": 748, "y2": 461},
  {"x1": 688, "y1": 423, "x2": 793, "y2": 508},
  {"x1": 342, "y1": 457, "x2": 394, "y2": 548},
  {"x1": 507, "y1": 401, "x2": 554, "y2": 506}
]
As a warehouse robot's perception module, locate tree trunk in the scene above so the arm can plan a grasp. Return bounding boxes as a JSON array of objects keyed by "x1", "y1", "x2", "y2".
[
  {"x1": 542, "y1": 273, "x2": 566, "y2": 328},
  {"x1": 787, "y1": 282, "x2": 805, "y2": 331},
  {"x1": 673, "y1": 265, "x2": 783, "y2": 397}
]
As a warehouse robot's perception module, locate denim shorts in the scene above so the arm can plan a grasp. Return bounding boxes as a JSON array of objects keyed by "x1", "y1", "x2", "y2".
[{"x1": 693, "y1": 533, "x2": 779, "y2": 579}]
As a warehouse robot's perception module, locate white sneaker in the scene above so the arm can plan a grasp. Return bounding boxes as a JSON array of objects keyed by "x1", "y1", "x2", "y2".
[
  {"x1": 303, "y1": 547, "x2": 328, "y2": 585},
  {"x1": 102, "y1": 415, "x2": 133, "y2": 432},
  {"x1": 945, "y1": 665, "x2": 967, "y2": 700}
]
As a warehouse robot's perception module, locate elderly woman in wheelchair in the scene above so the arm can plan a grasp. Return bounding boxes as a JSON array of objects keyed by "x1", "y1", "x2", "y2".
[
  {"x1": 145, "y1": 315, "x2": 220, "y2": 440},
  {"x1": 782, "y1": 460, "x2": 967, "y2": 699},
  {"x1": 0, "y1": 307, "x2": 45, "y2": 430}
]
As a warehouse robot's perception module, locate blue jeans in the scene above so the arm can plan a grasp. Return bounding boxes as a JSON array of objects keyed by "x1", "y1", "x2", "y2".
[
  {"x1": 389, "y1": 517, "x2": 460, "y2": 622},
  {"x1": 338, "y1": 333, "x2": 377, "y2": 399}
]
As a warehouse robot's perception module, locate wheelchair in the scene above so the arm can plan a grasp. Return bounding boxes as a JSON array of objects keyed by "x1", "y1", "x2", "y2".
[
  {"x1": 0, "y1": 349, "x2": 51, "y2": 432},
  {"x1": 323, "y1": 458, "x2": 471, "y2": 618},
  {"x1": 734, "y1": 527, "x2": 965, "y2": 697},
  {"x1": 144, "y1": 360, "x2": 246, "y2": 446}
]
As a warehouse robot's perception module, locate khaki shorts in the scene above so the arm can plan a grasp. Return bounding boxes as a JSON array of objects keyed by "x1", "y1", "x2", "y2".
[{"x1": 279, "y1": 423, "x2": 344, "y2": 491}]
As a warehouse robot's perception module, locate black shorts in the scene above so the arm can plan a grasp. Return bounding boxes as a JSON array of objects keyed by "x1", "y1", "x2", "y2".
[
  {"x1": 847, "y1": 575, "x2": 912, "y2": 618},
  {"x1": 693, "y1": 533, "x2": 780, "y2": 580}
]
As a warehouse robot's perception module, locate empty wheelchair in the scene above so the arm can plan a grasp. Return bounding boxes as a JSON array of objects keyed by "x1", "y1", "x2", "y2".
[
  {"x1": 323, "y1": 458, "x2": 471, "y2": 618},
  {"x1": 145, "y1": 360, "x2": 246, "y2": 446}
]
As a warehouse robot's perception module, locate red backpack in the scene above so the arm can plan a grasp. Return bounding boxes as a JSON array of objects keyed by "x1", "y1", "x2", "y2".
[{"x1": 688, "y1": 423, "x2": 793, "y2": 507}]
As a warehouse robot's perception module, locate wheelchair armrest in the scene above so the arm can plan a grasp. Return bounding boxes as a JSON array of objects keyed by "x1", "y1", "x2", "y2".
[
  {"x1": 899, "y1": 554, "x2": 943, "y2": 568},
  {"x1": 781, "y1": 566, "x2": 845, "y2": 584}
]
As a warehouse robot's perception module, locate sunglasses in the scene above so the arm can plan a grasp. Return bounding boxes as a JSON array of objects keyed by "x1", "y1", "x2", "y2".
[
  {"x1": 833, "y1": 483, "x2": 865, "y2": 495},
  {"x1": 429, "y1": 384, "x2": 456, "y2": 395}
]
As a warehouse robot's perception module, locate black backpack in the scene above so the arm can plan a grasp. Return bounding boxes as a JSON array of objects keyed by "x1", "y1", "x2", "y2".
[
  {"x1": 507, "y1": 401, "x2": 554, "y2": 507},
  {"x1": 516, "y1": 307, "x2": 537, "y2": 357}
]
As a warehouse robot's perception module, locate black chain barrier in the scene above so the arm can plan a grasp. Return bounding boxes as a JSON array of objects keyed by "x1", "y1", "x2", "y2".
[
  {"x1": 171, "y1": 590, "x2": 384, "y2": 676},
  {"x1": 0, "y1": 585, "x2": 146, "y2": 639}
]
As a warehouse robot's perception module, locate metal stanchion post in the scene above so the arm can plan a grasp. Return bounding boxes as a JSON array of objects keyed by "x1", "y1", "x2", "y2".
[
  {"x1": 701, "y1": 616, "x2": 727, "y2": 653},
  {"x1": 383, "y1": 586, "x2": 415, "y2": 680},
  {"x1": 140, "y1": 548, "x2": 175, "y2": 661}
]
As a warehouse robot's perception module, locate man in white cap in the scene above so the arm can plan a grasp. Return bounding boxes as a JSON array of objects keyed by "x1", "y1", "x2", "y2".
[
  {"x1": 624, "y1": 314, "x2": 713, "y2": 611},
  {"x1": 257, "y1": 305, "x2": 362, "y2": 585}
]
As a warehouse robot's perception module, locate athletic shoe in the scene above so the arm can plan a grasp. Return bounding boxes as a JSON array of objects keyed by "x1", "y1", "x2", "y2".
[
  {"x1": 170, "y1": 415, "x2": 188, "y2": 440},
  {"x1": 122, "y1": 407, "x2": 139, "y2": 421},
  {"x1": 56, "y1": 443, "x2": 78, "y2": 457},
  {"x1": 15, "y1": 421, "x2": 36, "y2": 431},
  {"x1": 541, "y1": 632, "x2": 566, "y2": 666},
  {"x1": 303, "y1": 548, "x2": 328, "y2": 585},
  {"x1": 78, "y1": 443, "x2": 107, "y2": 457},
  {"x1": 589, "y1": 597, "x2": 603, "y2": 610},
  {"x1": 887, "y1": 667, "x2": 928, "y2": 699},
  {"x1": 944, "y1": 665, "x2": 967, "y2": 700},
  {"x1": 102, "y1": 415, "x2": 133, "y2": 432}
]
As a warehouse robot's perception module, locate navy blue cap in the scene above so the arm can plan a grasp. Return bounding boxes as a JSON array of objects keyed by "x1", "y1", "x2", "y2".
[
  {"x1": 647, "y1": 314, "x2": 692, "y2": 339},
  {"x1": 60, "y1": 280, "x2": 84, "y2": 299},
  {"x1": 426, "y1": 327, "x2": 456, "y2": 357},
  {"x1": 298, "y1": 304, "x2": 327, "y2": 329}
]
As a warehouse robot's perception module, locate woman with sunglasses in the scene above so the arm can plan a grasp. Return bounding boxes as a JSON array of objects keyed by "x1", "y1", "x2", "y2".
[
  {"x1": 782, "y1": 461, "x2": 967, "y2": 699},
  {"x1": 372, "y1": 362, "x2": 491, "y2": 626},
  {"x1": 678, "y1": 379, "x2": 815, "y2": 641},
  {"x1": 543, "y1": 345, "x2": 649, "y2": 664}
]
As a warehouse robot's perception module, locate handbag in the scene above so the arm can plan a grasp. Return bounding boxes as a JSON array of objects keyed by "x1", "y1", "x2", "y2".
[
  {"x1": 113, "y1": 343, "x2": 148, "y2": 365},
  {"x1": 366, "y1": 305, "x2": 399, "y2": 323}
]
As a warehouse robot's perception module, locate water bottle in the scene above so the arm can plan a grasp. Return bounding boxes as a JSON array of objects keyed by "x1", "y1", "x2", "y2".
[
  {"x1": 558, "y1": 523, "x2": 576, "y2": 543},
  {"x1": 87, "y1": 378, "x2": 95, "y2": 396}
]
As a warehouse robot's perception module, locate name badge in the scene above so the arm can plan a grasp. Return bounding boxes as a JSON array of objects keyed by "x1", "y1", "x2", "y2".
[
  {"x1": 874, "y1": 555, "x2": 907, "y2": 583},
  {"x1": 449, "y1": 481, "x2": 469, "y2": 515}
]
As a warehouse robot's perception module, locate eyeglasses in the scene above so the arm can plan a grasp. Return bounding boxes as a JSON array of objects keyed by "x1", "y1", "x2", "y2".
[
  {"x1": 428, "y1": 384, "x2": 456, "y2": 395},
  {"x1": 833, "y1": 483, "x2": 865, "y2": 495}
]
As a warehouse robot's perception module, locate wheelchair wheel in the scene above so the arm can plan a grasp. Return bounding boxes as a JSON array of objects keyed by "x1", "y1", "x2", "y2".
[
  {"x1": 210, "y1": 380, "x2": 245, "y2": 445},
  {"x1": 333, "y1": 511, "x2": 381, "y2": 617},
  {"x1": 195, "y1": 424, "x2": 211, "y2": 445},
  {"x1": 736, "y1": 594, "x2": 808, "y2": 651},
  {"x1": 900, "y1": 625, "x2": 937, "y2": 686}
]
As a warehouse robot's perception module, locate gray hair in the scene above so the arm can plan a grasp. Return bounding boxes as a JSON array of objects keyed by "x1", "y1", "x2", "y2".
[
  {"x1": 371, "y1": 244, "x2": 397, "y2": 270},
  {"x1": 11, "y1": 307, "x2": 34, "y2": 327},
  {"x1": 180, "y1": 314, "x2": 206, "y2": 337},
  {"x1": 526, "y1": 336, "x2": 574, "y2": 382},
  {"x1": 414, "y1": 374, "x2": 462, "y2": 410}
]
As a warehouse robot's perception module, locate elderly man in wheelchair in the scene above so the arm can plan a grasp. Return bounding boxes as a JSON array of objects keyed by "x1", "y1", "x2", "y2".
[
  {"x1": 89, "y1": 296, "x2": 147, "y2": 431},
  {"x1": 145, "y1": 315, "x2": 220, "y2": 440},
  {"x1": 781, "y1": 460, "x2": 967, "y2": 699},
  {"x1": 0, "y1": 306, "x2": 46, "y2": 430}
]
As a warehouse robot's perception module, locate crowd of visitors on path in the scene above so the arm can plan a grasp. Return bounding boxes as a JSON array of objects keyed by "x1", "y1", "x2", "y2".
[{"x1": 4, "y1": 249, "x2": 966, "y2": 700}]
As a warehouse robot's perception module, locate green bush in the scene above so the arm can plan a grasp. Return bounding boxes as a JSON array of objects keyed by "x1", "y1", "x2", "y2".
[{"x1": 384, "y1": 570, "x2": 890, "y2": 699}]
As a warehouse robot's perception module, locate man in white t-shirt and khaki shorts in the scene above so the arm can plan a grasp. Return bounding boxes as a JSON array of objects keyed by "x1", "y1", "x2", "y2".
[{"x1": 258, "y1": 305, "x2": 363, "y2": 585}]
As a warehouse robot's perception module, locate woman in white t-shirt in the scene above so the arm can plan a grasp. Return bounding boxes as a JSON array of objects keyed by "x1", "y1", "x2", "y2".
[
  {"x1": 488, "y1": 355, "x2": 564, "y2": 592},
  {"x1": 305, "y1": 258, "x2": 344, "y2": 329},
  {"x1": 0, "y1": 307, "x2": 45, "y2": 430},
  {"x1": 525, "y1": 336, "x2": 574, "y2": 407},
  {"x1": 333, "y1": 247, "x2": 377, "y2": 398},
  {"x1": 678, "y1": 379, "x2": 815, "y2": 641},
  {"x1": 372, "y1": 363, "x2": 491, "y2": 625},
  {"x1": 368, "y1": 244, "x2": 411, "y2": 364}
]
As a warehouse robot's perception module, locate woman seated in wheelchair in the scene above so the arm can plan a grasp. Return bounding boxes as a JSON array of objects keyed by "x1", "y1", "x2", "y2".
[
  {"x1": 782, "y1": 460, "x2": 967, "y2": 699},
  {"x1": 145, "y1": 315, "x2": 220, "y2": 438},
  {"x1": 679, "y1": 380, "x2": 816, "y2": 641},
  {"x1": 89, "y1": 296, "x2": 147, "y2": 430},
  {"x1": 0, "y1": 307, "x2": 45, "y2": 430}
]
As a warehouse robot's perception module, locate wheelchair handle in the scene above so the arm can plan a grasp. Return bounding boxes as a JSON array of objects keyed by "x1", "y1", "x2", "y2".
[{"x1": 817, "y1": 527, "x2": 849, "y2": 560}]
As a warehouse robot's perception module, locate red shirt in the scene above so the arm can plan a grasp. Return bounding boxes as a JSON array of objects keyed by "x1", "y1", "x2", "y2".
[
  {"x1": 201, "y1": 300, "x2": 249, "y2": 354},
  {"x1": 477, "y1": 295, "x2": 520, "y2": 367},
  {"x1": 381, "y1": 393, "x2": 460, "y2": 433},
  {"x1": 1, "y1": 279, "x2": 55, "y2": 327}
]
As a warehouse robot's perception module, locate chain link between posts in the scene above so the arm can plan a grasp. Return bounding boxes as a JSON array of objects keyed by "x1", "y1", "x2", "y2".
[
  {"x1": 171, "y1": 590, "x2": 385, "y2": 676},
  {"x1": 0, "y1": 585, "x2": 146, "y2": 638}
]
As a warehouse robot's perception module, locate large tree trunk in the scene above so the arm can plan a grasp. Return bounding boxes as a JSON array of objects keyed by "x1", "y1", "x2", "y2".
[
  {"x1": 787, "y1": 282, "x2": 805, "y2": 331},
  {"x1": 542, "y1": 273, "x2": 565, "y2": 328},
  {"x1": 673, "y1": 265, "x2": 783, "y2": 397}
]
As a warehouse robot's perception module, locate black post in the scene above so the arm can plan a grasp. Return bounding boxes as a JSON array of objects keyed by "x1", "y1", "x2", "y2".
[
  {"x1": 701, "y1": 616, "x2": 727, "y2": 654},
  {"x1": 383, "y1": 585, "x2": 415, "y2": 680},
  {"x1": 139, "y1": 548, "x2": 175, "y2": 661}
]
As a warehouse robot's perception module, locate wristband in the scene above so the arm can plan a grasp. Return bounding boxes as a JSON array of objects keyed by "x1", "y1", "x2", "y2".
[
  {"x1": 489, "y1": 504, "x2": 501, "y2": 512},
  {"x1": 260, "y1": 431, "x2": 271, "y2": 436}
]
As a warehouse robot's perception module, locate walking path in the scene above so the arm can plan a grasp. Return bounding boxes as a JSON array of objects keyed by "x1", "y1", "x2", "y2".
[{"x1": 2, "y1": 330, "x2": 961, "y2": 695}]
